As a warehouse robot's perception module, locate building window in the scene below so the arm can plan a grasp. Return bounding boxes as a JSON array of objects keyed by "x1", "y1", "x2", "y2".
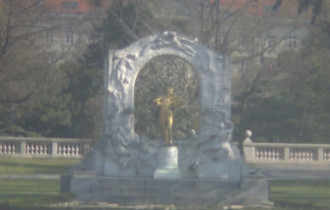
[
  {"x1": 239, "y1": 60, "x2": 248, "y2": 70},
  {"x1": 61, "y1": 1, "x2": 78, "y2": 10},
  {"x1": 266, "y1": 35, "x2": 275, "y2": 49},
  {"x1": 287, "y1": 35, "x2": 297, "y2": 48},
  {"x1": 65, "y1": 28, "x2": 75, "y2": 44},
  {"x1": 87, "y1": 33, "x2": 104, "y2": 44}
]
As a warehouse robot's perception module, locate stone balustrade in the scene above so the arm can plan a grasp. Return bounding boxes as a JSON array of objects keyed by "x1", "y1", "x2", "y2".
[
  {"x1": 0, "y1": 136, "x2": 92, "y2": 158},
  {"x1": 243, "y1": 141, "x2": 330, "y2": 162},
  {"x1": 3, "y1": 135, "x2": 329, "y2": 163}
]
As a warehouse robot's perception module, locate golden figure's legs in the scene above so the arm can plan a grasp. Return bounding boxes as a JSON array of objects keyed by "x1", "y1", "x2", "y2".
[
  {"x1": 168, "y1": 111, "x2": 173, "y2": 146},
  {"x1": 162, "y1": 111, "x2": 173, "y2": 146},
  {"x1": 154, "y1": 87, "x2": 175, "y2": 146}
]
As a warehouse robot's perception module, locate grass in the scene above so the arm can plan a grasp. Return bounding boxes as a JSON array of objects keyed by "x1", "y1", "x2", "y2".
[
  {"x1": 0, "y1": 158, "x2": 81, "y2": 174},
  {"x1": 270, "y1": 179, "x2": 330, "y2": 209},
  {"x1": 0, "y1": 179, "x2": 73, "y2": 209},
  {"x1": 1, "y1": 158, "x2": 330, "y2": 209},
  {"x1": 0, "y1": 179, "x2": 329, "y2": 210},
  {"x1": 0, "y1": 158, "x2": 80, "y2": 209},
  {"x1": 0, "y1": 179, "x2": 329, "y2": 209}
]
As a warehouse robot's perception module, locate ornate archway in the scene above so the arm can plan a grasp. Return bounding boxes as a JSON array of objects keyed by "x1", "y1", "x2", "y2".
[{"x1": 88, "y1": 31, "x2": 240, "y2": 180}]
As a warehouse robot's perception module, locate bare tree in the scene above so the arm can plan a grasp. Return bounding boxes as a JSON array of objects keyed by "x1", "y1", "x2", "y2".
[{"x1": 147, "y1": 0, "x2": 313, "y2": 151}]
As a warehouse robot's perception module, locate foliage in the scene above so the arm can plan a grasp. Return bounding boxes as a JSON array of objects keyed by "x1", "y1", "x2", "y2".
[
  {"x1": 0, "y1": 0, "x2": 50, "y2": 104},
  {"x1": 56, "y1": 0, "x2": 189, "y2": 139},
  {"x1": 273, "y1": 0, "x2": 322, "y2": 24},
  {"x1": 135, "y1": 55, "x2": 200, "y2": 140},
  {"x1": 59, "y1": 61, "x2": 103, "y2": 138},
  {"x1": 0, "y1": 0, "x2": 160, "y2": 138},
  {"x1": 238, "y1": 26, "x2": 330, "y2": 143},
  {"x1": 0, "y1": 0, "x2": 77, "y2": 137},
  {"x1": 0, "y1": 0, "x2": 328, "y2": 144},
  {"x1": 90, "y1": 0, "x2": 170, "y2": 52}
]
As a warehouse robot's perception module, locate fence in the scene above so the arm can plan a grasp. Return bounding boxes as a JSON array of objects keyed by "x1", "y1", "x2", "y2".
[
  {"x1": 2, "y1": 135, "x2": 330, "y2": 162},
  {"x1": 0, "y1": 136, "x2": 92, "y2": 158},
  {"x1": 243, "y1": 141, "x2": 330, "y2": 162}
]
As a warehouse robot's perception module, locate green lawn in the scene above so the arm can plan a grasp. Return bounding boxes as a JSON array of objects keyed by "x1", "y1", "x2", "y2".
[
  {"x1": 0, "y1": 179, "x2": 73, "y2": 209},
  {"x1": 0, "y1": 179, "x2": 329, "y2": 209},
  {"x1": 270, "y1": 179, "x2": 330, "y2": 209},
  {"x1": 1, "y1": 158, "x2": 330, "y2": 209},
  {"x1": 0, "y1": 158, "x2": 81, "y2": 174}
]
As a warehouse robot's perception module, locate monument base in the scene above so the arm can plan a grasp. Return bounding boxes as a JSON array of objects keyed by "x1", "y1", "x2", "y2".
[
  {"x1": 154, "y1": 146, "x2": 181, "y2": 179},
  {"x1": 153, "y1": 168, "x2": 181, "y2": 179},
  {"x1": 68, "y1": 171, "x2": 270, "y2": 207}
]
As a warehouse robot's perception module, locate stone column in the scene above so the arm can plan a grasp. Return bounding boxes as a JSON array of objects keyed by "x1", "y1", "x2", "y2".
[
  {"x1": 284, "y1": 147, "x2": 290, "y2": 161},
  {"x1": 317, "y1": 147, "x2": 324, "y2": 161},
  {"x1": 20, "y1": 141, "x2": 26, "y2": 155},
  {"x1": 52, "y1": 141, "x2": 58, "y2": 156},
  {"x1": 243, "y1": 130, "x2": 255, "y2": 161}
]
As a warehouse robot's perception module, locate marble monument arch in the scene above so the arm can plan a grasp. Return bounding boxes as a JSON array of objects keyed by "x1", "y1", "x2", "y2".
[{"x1": 77, "y1": 31, "x2": 242, "y2": 181}]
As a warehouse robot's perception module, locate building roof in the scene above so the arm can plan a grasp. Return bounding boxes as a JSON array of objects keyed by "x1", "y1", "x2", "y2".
[
  {"x1": 218, "y1": 0, "x2": 313, "y2": 18},
  {"x1": 43, "y1": 0, "x2": 111, "y2": 13},
  {"x1": 43, "y1": 0, "x2": 313, "y2": 19}
]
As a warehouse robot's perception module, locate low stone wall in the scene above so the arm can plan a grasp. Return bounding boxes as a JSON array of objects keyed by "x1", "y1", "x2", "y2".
[
  {"x1": 243, "y1": 141, "x2": 330, "y2": 162},
  {"x1": 4, "y1": 135, "x2": 329, "y2": 162},
  {"x1": 0, "y1": 136, "x2": 92, "y2": 158},
  {"x1": 69, "y1": 171, "x2": 269, "y2": 206}
]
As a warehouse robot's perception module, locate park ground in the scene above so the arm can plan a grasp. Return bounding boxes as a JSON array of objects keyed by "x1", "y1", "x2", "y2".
[{"x1": 0, "y1": 158, "x2": 330, "y2": 209}]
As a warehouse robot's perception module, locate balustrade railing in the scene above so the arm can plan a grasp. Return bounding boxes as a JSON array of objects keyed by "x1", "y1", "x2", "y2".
[
  {"x1": 289, "y1": 148, "x2": 317, "y2": 161},
  {"x1": 243, "y1": 141, "x2": 330, "y2": 163},
  {"x1": 255, "y1": 147, "x2": 284, "y2": 161},
  {"x1": 3, "y1": 135, "x2": 329, "y2": 162},
  {"x1": 323, "y1": 149, "x2": 330, "y2": 161},
  {"x1": 0, "y1": 137, "x2": 91, "y2": 158},
  {"x1": 0, "y1": 141, "x2": 19, "y2": 154}
]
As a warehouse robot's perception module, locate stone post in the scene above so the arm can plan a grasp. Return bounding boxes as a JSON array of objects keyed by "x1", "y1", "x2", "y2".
[
  {"x1": 317, "y1": 147, "x2": 324, "y2": 161},
  {"x1": 52, "y1": 141, "x2": 58, "y2": 156},
  {"x1": 20, "y1": 141, "x2": 26, "y2": 155},
  {"x1": 83, "y1": 142, "x2": 90, "y2": 155},
  {"x1": 154, "y1": 146, "x2": 181, "y2": 179},
  {"x1": 284, "y1": 147, "x2": 290, "y2": 161},
  {"x1": 243, "y1": 130, "x2": 255, "y2": 161}
]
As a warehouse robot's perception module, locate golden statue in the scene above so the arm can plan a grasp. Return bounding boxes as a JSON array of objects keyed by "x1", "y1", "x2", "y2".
[{"x1": 154, "y1": 87, "x2": 175, "y2": 146}]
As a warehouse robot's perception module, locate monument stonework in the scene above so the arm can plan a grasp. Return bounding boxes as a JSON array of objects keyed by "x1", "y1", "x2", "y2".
[
  {"x1": 81, "y1": 31, "x2": 240, "y2": 179},
  {"x1": 68, "y1": 31, "x2": 269, "y2": 206}
]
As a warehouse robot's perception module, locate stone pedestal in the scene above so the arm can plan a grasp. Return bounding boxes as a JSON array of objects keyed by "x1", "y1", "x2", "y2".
[
  {"x1": 68, "y1": 173, "x2": 270, "y2": 207},
  {"x1": 154, "y1": 146, "x2": 181, "y2": 179}
]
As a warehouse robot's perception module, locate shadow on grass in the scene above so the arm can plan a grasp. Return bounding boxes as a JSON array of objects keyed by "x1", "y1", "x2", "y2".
[
  {"x1": 0, "y1": 159, "x2": 81, "y2": 174},
  {"x1": 270, "y1": 179, "x2": 330, "y2": 209},
  {"x1": 0, "y1": 193, "x2": 74, "y2": 210},
  {"x1": 274, "y1": 200, "x2": 319, "y2": 209},
  {"x1": 1, "y1": 162, "x2": 71, "y2": 173}
]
